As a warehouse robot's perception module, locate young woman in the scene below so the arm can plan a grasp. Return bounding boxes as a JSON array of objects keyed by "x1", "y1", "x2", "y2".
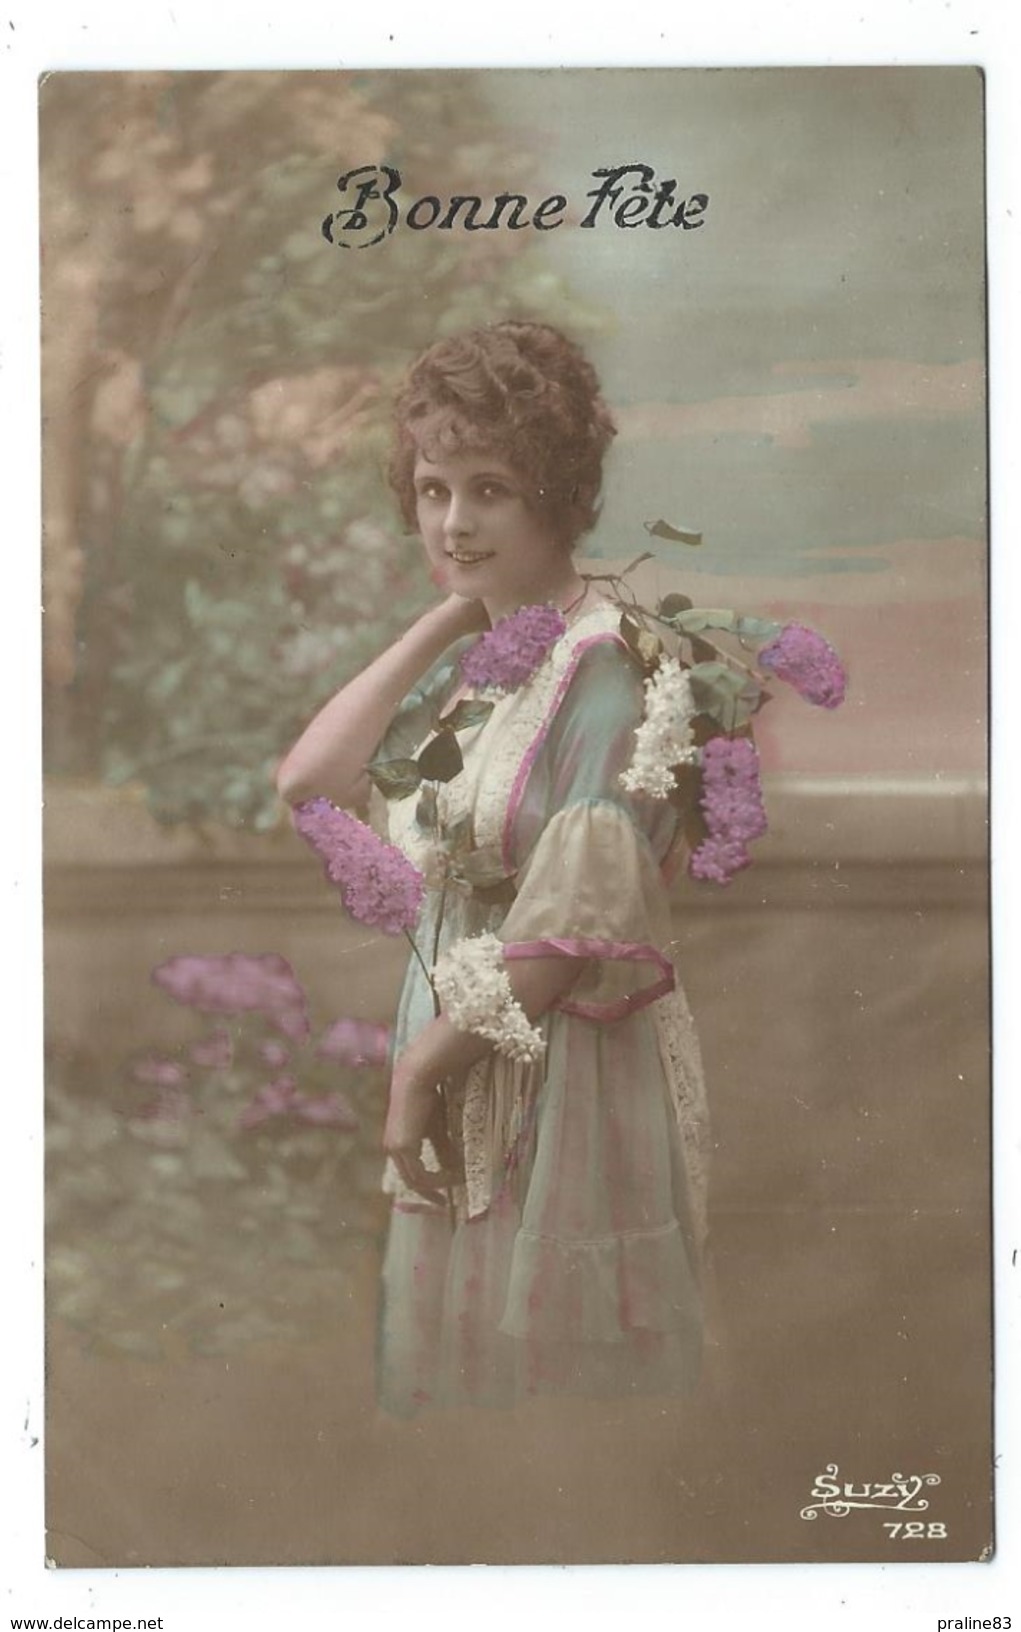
[{"x1": 277, "y1": 321, "x2": 709, "y2": 1414}]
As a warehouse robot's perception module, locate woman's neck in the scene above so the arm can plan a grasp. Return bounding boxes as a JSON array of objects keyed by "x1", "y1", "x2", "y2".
[{"x1": 483, "y1": 566, "x2": 588, "y2": 625}]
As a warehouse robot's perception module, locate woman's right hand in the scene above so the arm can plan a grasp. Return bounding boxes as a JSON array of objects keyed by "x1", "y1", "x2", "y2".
[
  {"x1": 383, "y1": 1058, "x2": 460, "y2": 1201},
  {"x1": 429, "y1": 591, "x2": 489, "y2": 638}
]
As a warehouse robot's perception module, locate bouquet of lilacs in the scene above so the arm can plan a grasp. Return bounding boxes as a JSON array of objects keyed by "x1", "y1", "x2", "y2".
[
  {"x1": 291, "y1": 568, "x2": 846, "y2": 960},
  {"x1": 291, "y1": 606, "x2": 568, "y2": 1079},
  {"x1": 288, "y1": 573, "x2": 846, "y2": 1104},
  {"x1": 600, "y1": 544, "x2": 847, "y2": 884}
]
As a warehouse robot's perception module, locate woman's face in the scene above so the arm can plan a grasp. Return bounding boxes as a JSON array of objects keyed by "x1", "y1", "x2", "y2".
[{"x1": 413, "y1": 449, "x2": 575, "y2": 620}]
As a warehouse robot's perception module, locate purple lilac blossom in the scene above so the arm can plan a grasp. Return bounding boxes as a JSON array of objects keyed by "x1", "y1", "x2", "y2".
[
  {"x1": 293, "y1": 800, "x2": 425, "y2": 935},
  {"x1": 271, "y1": 1007, "x2": 312, "y2": 1045},
  {"x1": 459, "y1": 604, "x2": 566, "y2": 693},
  {"x1": 131, "y1": 1054, "x2": 188, "y2": 1087},
  {"x1": 295, "y1": 1091, "x2": 359, "y2": 1130},
  {"x1": 189, "y1": 1028, "x2": 234, "y2": 1070},
  {"x1": 153, "y1": 954, "x2": 308, "y2": 1036},
  {"x1": 238, "y1": 1076, "x2": 302, "y2": 1129},
  {"x1": 757, "y1": 622, "x2": 847, "y2": 709},
  {"x1": 134, "y1": 1085, "x2": 192, "y2": 1124},
  {"x1": 239, "y1": 1078, "x2": 358, "y2": 1132},
  {"x1": 316, "y1": 1018, "x2": 391, "y2": 1067},
  {"x1": 257, "y1": 1037, "x2": 292, "y2": 1070},
  {"x1": 689, "y1": 736, "x2": 769, "y2": 886}
]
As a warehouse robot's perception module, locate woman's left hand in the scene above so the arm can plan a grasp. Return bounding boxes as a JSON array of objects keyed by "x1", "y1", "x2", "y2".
[{"x1": 384, "y1": 1058, "x2": 457, "y2": 1202}]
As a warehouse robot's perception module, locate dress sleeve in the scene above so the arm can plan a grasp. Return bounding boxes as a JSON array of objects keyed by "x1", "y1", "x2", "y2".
[{"x1": 497, "y1": 638, "x2": 682, "y2": 1021}]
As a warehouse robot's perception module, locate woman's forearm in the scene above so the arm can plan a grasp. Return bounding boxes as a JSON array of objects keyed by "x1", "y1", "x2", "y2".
[
  {"x1": 275, "y1": 596, "x2": 485, "y2": 809},
  {"x1": 396, "y1": 953, "x2": 585, "y2": 1089},
  {"x1": 384, "y1": 952, "x2": 586, "y2": 1184}
]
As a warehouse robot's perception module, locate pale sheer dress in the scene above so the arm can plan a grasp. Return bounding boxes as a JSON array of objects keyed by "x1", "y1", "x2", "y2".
[{"x1": 373, "y1": 598, "x2": 710, "y2": 1414}]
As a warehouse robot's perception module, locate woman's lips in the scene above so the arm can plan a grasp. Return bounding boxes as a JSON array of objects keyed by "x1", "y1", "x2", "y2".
[{"x1": 446, "y1": 550, "x2": 495, "y2": 566}]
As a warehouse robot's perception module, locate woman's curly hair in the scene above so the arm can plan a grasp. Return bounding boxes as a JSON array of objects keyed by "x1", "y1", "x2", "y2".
[{"x1": 388, "y1": 321, "x2": 617, "y2": 549}]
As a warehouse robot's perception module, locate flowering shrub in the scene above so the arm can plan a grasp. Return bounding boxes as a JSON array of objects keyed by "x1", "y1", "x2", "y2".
[
  {"x1": 44, "y1": 949, "x2": 396, "y2": 1359},
  {"x1": 44, "y1": 71, "x2": 570, "y2": 829},
  {"x1": 139, "y1": 952, "x2": 383, "y2": 1137},
  {"x1": 189, "y1": 1028, "x2": 233, "y2": 1070},
  {"x1": 131, "y1": 1054, "x2": 188, "y2": 1086},
  {"x1": 317, "y1": 1018, "x2": 391, "y2": 1068},
  {"x1": 154, "y1": 952, "x2": 310, "y2": 1042},
  {"x1": 239, "y1": 1077, "x2": 359, "y2": 1132}
]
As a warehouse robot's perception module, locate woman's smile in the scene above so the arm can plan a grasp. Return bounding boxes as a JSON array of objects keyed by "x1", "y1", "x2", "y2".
[{"x1": 446, "y1": 547, "x2": 495, "y2": 567}]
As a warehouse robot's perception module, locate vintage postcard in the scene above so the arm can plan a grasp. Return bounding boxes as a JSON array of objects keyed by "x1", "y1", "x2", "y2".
[{"x1": 40, "y1": 66, "x2": 990, "y2": 1567}]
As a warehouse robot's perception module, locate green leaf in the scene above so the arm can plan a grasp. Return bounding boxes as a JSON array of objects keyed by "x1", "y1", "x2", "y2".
[
  {"x1": 667, "y1": 608, "x2": 738, "y2": 634},
  {"x1": 644, "y1": 519, "x2": 703, "y2": 546},
  {"x1": 439, "y1": 697, "x2": 496, "y2": 732},
  {"x1": 657, "y1": 593, "x2": 693, "y2": 619},
  {"x1": 418, "y1": 730, "x2": 463, "y2": 784},
  {"x1": 735, "y1": 616, "x2": 784, "y2": 643},
  {"x1": 688, "y1": 661, "x2": 764, "y2": 730},
  {"x1": 618, "y1": 611, "x2": 661, "y2": 669},
  {"x1": 689, "y1": 661, "x2": 747, "y2": 699},
  {"x1": 366, "y1": 757, "x2": 422, "y2": 800},
  {"x1": 618, "y1": 610, "x2": 645, "y2": 654}
]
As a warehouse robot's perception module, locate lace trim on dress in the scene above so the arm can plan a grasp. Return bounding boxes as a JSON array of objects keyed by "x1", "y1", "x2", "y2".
[
  {"x1": 652, "y1": 981, "x2": 712, "y2": 1251},
  {"x1": 385, "y1": 600, "x2": 623, "y2": 880},
  {"x1": 460, "y1": 1052, "x2": 543, "y2": 1220},
  {"x1": 494, "y1": 600, "x2": 625, "y2": 868}
]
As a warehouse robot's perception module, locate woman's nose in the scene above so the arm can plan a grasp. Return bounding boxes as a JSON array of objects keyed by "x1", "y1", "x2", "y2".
[{"x1": 443, "y1": 493, "x2": 476, "y2": 538}]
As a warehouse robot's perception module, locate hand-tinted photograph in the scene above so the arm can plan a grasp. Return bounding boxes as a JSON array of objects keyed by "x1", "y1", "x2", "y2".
[{"x1": 41, "y1": 66, "x2": 990, "y2": 1565}]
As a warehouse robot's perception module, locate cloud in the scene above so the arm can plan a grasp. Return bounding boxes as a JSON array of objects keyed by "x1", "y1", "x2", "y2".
[
  {"x1": 617, "y1": 359, "x2": 983, "y2": 450},
  {"x1": 594, "y1": 534, "x2": 985, "y2": 610}
]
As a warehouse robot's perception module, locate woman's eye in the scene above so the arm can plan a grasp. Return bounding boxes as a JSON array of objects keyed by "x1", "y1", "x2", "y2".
[
  {"x1": 479, "y1": 481, "x2": 509, "y2": 499},
  {"x1": 417, "y1": 482, "x2": 446, "y2": 502}
]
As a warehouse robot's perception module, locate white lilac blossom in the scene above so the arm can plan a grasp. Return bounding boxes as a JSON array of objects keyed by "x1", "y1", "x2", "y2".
[
  {"x1": 434, "y1": 932, "x2": 546, "y2": 1063},
  {"x1": 620, "y1": 656, "x2": 700, "y2": 798}
]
